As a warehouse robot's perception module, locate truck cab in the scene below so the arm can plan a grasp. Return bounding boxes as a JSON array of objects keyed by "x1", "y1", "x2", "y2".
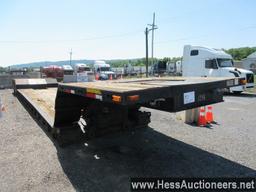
[
  {"x1": 124, "y1": 63, "x2": 137, "y2": 76},
  {"x1": 182, "y1": 45, "x2": 254, "y2": 93},
  {"x1": 74, "y1": 63, "x2": 94, "y2": 82},
  {"x1": 150, "y1": 60, "x2": 168, "y2": 76},
  {"x1": 93, "y1": 60, "x2": 115, "y2": 80},
  {"x1": 42, "y1": 65, "x2": 64, "y2": 80},
  {"x1": 74, "y1": 63, "x2": 91, "y2": 74},
  {"x1": 62, "y1": 65, "x2": 74, "y2": 75}
]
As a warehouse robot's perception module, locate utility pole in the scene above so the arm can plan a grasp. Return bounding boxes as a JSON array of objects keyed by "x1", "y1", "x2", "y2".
[
  {"x1": 148, "y1": 13, "x2": 158, "y2": 66},
  {"x1": 69, "y1": 49, "x2": 72, "y2": 66},
  {"x1": 145, "y1": 13, "x2": 157, "y2": 78},
  {"x1": 145, "y1": 27, "x2": 149, "y2": 77}
]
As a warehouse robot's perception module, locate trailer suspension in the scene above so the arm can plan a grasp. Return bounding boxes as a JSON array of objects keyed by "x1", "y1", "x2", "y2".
[{"x1": 81, "y1": 102, "x2": 151, "y2": 139}]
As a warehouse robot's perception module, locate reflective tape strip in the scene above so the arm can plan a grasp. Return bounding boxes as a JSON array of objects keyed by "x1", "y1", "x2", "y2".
[
  {"x1": 64, "y1": 89, "x2": 75, "y2": 94},
  {"x1": 86, "y1": 88, "x2": 102, "y2": 95},
  {"x1": 64, "y1": 89, "x2": 71, "y2": 93},
  {"x1": 95, "y1": 95, "x2": 102, "y2": 101},
  {"x1": 85, "y1": 93, "x2": 96, "y2": 99},
  {"x1": 85, "y1": 93, "x2": 103, "y2": 101}
]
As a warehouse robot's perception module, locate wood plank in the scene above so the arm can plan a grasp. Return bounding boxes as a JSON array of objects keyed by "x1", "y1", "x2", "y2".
[
  {"x1": 62, "y1": 77, "x2": 229, "y2": 93},
  {"x1": 18, "y1": 88, "x2": 57, "y2": 126}
]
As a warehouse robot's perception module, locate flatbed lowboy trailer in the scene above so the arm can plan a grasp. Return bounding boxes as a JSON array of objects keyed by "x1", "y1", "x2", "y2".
[{"x1": 13, "y1": 77, "x2": 244, "y2": 146}]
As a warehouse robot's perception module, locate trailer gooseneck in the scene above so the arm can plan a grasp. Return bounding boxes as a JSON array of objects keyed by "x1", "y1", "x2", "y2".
[{"x1": 13, "y1": 77, "x2": 244, "y2": 146}]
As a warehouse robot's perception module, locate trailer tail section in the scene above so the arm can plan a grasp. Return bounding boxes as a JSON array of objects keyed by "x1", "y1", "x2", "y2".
[{"x1": 13, "y1": 77, "x2": 243, "y2": 146}]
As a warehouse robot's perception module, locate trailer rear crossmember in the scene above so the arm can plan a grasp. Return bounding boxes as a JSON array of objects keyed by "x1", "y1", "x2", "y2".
[{"x1": 13, "y1": 77, "x2": 244, "y2": 146}]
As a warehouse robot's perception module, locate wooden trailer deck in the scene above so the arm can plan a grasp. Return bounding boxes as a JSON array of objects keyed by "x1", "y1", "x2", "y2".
[
  {"x1": 58, "y1": 77, "x2": 240, "y2": 107},
  {"x1": 61, "y1": 77, "x2": 237, "y2": 93},
  {"x1": 17, "y1": 88, "x2": 57, "y2": 127},
  {"x1": 14, "y1": 76, "x2": 240, "y2": 127}
]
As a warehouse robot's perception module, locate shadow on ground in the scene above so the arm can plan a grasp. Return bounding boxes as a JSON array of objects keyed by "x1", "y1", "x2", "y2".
[
  {"x1": 224, "y1": 92, "x2": 256, "y2": 98},
  {"x1": 54, "y1": 128, "x2": 256, "y2": 192}
]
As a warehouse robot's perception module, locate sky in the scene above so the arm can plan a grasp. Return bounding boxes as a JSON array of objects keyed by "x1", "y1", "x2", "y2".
[{"x1": 0, "y1": 0, "x2": 255, "y2": 66}]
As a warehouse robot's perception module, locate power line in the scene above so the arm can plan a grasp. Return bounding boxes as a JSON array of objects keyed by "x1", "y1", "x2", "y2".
[
  {"x1": 154, "y1": 24, "x2": 256, "y2": 45},
  {"x1": 0, "y1": 30, "x2": 143, "y2": 44},
  {"x1": 155, "y1": 35, "x2": 208, "y2": 45}
]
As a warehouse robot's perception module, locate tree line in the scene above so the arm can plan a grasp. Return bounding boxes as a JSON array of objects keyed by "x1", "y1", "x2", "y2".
[
  {"x1": 108, "y1": 57, "x2": 182, "y2": 68},
  {"x1": 224, "y1": 47, "x2": 256, "y2": 61},
  {"x1": 109, "y1": 47, "x2": 256, "y2": 68}
]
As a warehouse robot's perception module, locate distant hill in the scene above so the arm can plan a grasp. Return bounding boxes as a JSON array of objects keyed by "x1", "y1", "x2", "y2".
[
  {"x1": 9, "y1": 58, "x2": 145, "y2": 69},
  {"x1": 10, "y1": 59, "x2": 95, "y2": 69}
]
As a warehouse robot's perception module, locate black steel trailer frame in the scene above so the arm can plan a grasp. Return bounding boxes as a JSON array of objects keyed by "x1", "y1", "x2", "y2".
[{"x1": 13, "y1": 77, "x2": 244, "y2": 146}]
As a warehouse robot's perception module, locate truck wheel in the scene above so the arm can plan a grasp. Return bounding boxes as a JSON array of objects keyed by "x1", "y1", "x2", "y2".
[{"x1": 233, "y1": 91, "x2": 243, "y2": 94}]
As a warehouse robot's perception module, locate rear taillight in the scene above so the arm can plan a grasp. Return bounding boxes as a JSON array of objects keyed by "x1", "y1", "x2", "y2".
[
  {"x1": 112, "y1": 95, "x2": 122, "y2": 103},
  {"x1": 127, "y1": 95, "x2": 139, "y2": 102}
]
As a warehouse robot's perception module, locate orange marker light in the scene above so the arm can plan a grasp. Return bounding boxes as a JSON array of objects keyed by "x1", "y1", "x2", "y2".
[
  {"x1": 239, "y1": 79, "x2": 246, "y2": 85},
  {"x1": 127, "y1": 95, "x2": 139, "y2": 102},
  {"x1": 112, "y1": 95, "x2": 122, "y2": 103}
]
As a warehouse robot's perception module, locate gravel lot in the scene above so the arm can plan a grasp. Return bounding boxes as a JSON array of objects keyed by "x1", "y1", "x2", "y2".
[{"x1": 0, "y1": 89, "x2": 256, "y2": 191}]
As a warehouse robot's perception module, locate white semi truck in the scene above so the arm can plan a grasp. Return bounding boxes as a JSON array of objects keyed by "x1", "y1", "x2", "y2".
[
  {"x1": 150, "y1": 60, "x2": 182, "y2": 75},
  {"x1": 74, "y1": 63, "x2": 94, "y2": 82},
  {"x1": 93, "y1": 60, "x2": 115, "y2": 80},
  {"x1": 182, "y1": 45, "x2": 254, "y2": 93},
  {"x1": 63, "y1": 63, "x2": 94, "y2": 83}
]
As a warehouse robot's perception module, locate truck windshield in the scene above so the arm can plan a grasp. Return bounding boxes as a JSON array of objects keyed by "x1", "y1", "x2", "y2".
[
  {"x1": 100, "y1": 67, "x2": 111, "y2": 71},
  {"x1": 217, "y1": 59, "x2": 233, "y2": 67},
  {"x1": 78, "y1": 67, "x2": 91, "y2": 72}
]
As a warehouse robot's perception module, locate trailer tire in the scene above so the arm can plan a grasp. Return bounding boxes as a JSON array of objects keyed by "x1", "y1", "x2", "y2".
[{"x1": 233, "y1": 91, "x2": 243, "y2": 94}]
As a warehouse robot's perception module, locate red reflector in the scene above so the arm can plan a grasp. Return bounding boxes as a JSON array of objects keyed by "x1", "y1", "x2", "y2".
[
  {"x1": 64, "y1": 89, "x2": 71, "y2": 93},
  {"x1": 86, "y1": 93, "x2": 96, "y2": 99},
  {"x1": 127, "y1": 95, "x2": 139, "y2": 101}
]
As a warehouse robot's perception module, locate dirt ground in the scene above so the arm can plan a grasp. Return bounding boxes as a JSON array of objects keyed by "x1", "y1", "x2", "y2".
[{"x1": 0, "y1": 89, "x2": 255, "y2": 192}]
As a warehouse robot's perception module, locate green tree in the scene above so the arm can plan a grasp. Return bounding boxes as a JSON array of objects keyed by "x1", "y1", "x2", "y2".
[{"x1": 225, "y1": 47, "x2": 256, "y2": 60}]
